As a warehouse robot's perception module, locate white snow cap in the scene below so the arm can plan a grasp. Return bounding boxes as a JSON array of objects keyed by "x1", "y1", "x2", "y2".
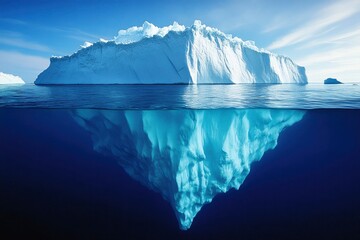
[
  {"x1": 112, "y1": 20, "x2": 260, "y2": 51},
  {"x1": 81, "y1": 41, "x2": 93, "y2": 48},
  {"x1": 36, "y1": 20, "x2": 307, "y2": 85},
  {"x1": 114, "y1": 21, "x2": 186, "y2": 44},
  {"x1": 0, "y1": 72, "x2": 25, "y2": 84}
]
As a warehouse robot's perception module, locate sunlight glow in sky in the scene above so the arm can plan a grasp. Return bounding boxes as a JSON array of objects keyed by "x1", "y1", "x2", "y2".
[{"x1": 0, "y1": 0, "x2": 359, "y2": 83}]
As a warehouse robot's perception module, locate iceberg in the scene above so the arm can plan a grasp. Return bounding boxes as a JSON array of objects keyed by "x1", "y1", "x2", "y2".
[
  {"x1": 324, "y1": 78, "x2": 342, "y2": 84},
  {"x1": 71, "y1": 108, "x2": 305, "y2": 229},
  {"x1": 35, "y1": 21, "x2": 307, "y2": 84},
  {"x1": 0, "y1": 72, "x2": 25, "y2": 84}
]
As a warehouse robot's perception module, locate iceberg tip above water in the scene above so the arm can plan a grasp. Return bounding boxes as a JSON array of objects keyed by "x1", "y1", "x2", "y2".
[{"x1": 35, "y1": 21, "x2": 307, "y2": 85}]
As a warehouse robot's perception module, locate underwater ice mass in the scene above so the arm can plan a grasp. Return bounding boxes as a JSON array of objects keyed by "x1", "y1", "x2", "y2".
[{"x1": 72, "y1": 108, "x2": 305, "y2": 230}]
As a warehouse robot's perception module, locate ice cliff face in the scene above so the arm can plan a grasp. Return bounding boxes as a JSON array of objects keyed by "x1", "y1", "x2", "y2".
[
  {"x1": 35, "y1": 21, "x2": 307, "y2": 84},
  {"x1": 0, "y1": 72, "x2": 25, "y2": 84},
  {"x1": 71, "y1": 109, "x2": 305, "y2": 229}
]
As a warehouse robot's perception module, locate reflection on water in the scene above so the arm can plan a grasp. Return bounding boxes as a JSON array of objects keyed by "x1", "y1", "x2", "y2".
[{"x1": 0, "y1": 84, "x2": 359, "y2": 109}]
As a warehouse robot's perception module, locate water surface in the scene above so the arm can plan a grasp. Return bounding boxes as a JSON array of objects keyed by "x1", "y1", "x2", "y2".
[{"x1": 1, "y1": 84, "x2": 359, "y2": 109}]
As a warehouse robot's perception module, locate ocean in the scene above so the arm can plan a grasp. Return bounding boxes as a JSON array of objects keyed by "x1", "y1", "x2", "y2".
[{"x1": 0, "y1": 84, "x2": 359, "y2": 239}]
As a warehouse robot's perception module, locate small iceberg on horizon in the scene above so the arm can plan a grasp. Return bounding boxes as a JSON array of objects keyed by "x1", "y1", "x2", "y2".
[{"x1": 324, "y1": 78, "x2": 342, "y2": 84}]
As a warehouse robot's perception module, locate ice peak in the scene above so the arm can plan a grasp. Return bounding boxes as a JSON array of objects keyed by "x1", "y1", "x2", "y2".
[
  {"x1": 193, "y1": 19, "x2": 202, "y2": 27},
  {"x1": 81, "y1": 41, "x2": 93, "y2": 48},
  {"x1": 111, "y1": 20, "x2": 259, "y2": 50},
  {"x1": 114, "y1": 21, "x2": 186, "y2": 44}
]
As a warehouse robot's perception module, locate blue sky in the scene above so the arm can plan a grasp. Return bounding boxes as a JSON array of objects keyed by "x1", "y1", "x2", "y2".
[{"x1": 1, "y1": 0, "x2": 359, "y2": 83}]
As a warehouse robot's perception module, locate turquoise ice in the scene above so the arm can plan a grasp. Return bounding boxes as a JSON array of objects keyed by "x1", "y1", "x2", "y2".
[{"x1": 72, "y1": 109, "x2": 305, "y2": 229}]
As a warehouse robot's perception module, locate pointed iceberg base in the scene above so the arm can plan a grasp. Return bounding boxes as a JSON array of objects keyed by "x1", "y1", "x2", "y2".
[{"x1": 72, "y1": 109, "x2": 305, "y2": 229}]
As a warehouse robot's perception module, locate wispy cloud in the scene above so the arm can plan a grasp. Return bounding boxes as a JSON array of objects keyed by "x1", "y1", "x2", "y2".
[
  {"x1": 195, "y1": 0, "x2": 262, "y2": 33},
  {"x1": 262, "y1": 22, "x2": 286, "y2": 34},
  {"x1": 0, "y1": 18, "x2": 103, "y2": 82},
  {"x1": 0, "y1": 50, "x2": 49, "y2": 82},
  {"x1": 298, "y1": 27, "x2": 360, "y2": 49},
  {"x1": 296, "y1": 40, "x2": 360, "y2": 82},
  {"x1": 35, "y1": 24, "x2": 103, "y2": 41},
  {"x1": 0, "y1": 17, "x2": 103, "y2": 42},
  {"x1": 297, "y1": 45, "x2": 360, "y2": 66},
  {"x1": 0, "y1": 50, "x2": 49, "y2": 69},
  {"x1": 262, "y1": 14, "x2": 294, "y2": 34},
  {"x1": 0, "y1": 36, "x2": 52, "y2": 52},
  {"x1": 267, "y1": 0, "x2": 360, "y2": 50},
  {"x1": 64, "y1": 28, "x2": 103, "y2": 41},
  {"x1": 0, "y1": 18, "x2": 27, "y2": 25},
  {"x1": 306, "y1": 61, "x2": 360, "y2": 83}
]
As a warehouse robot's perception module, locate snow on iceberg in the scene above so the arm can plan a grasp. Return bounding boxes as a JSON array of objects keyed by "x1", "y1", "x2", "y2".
[
  {"x1": 115, "y1": 21, "x2": 186, "y2": 45},
  {"x1": 71, "y1": 109, "x2": 305, "y2": 229},
  {"x1": 0, "y1": 72, "x2": 25, "y2": 84},
  {"x1": 35, "y1": 21, "x2": 307, "y2": 84}
]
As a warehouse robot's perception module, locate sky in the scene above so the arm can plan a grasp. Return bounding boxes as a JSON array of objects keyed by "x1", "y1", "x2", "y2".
[{"x1": 0, "y1": 0, "x2": 359, "y2": 83}]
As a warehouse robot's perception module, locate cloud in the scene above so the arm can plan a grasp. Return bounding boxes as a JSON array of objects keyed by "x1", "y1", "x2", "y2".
[
  {"x1": 262, "y1": 21, "x2": 286, "y2": 34},
  {"x1": 0, "y1": 17, "x2": 103, "y2": 42},
  {"x1": 297, "y1": 45, "x2": 360, "y2": 66},
  {"x1": 188, "y1": 0, "x2": 262, "y2": 33},
  {"x1": 0, "y1": 18, "x2": 102, "y2": 82},
  {"x1": 0, "y1": 50, "x2": 49, "y2": 82},
  {"x1": 267, "y1": 0, "x2": 360, "y2": 50},
  {"x1": 65, "y1": 28, "x2": 103, "y2": 41},
  {"x1": 306, "y1": 62, "x2": 360, "y2": 83},
  {"x1": 298, "y1": 27, "x2": 360, "y2": 49},
  {"x1": 0, "y1": 36, "x2": 52, "y2": 52},
  {"x1": 38, "y1": 25, "x2": 103, "y2": 41},
  {"x1": 0, "y1": 18, "x2": 27, "y2": 25},
  {"x1": 296, "y1": 42, "x2": 360, "y2": 82},
  {"x1": 263, "y1": 0, "x2": 360, "y2": 82},
  {"x1": 262, "y1": 14, "x2": 296, "y2": 34}
]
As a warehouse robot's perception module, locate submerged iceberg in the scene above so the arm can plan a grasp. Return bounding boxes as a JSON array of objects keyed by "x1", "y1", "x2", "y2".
[
  {"x1": 0, "y1": 72, "x2": 25, "y2": 84},
  {"x1": 72, "y1": 109, "x2": 305, "y2": 229},
  {"x1": 36, "y1": 21, "x2": 307, "y2": 84}
]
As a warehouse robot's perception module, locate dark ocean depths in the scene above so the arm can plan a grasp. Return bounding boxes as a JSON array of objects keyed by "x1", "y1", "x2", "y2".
[
  {"x1": 0, "y1": 85, "x2": 360, "y2": 240},
  {"x1": 0, "y1": 108, "x2": 360, "y2": 239}
]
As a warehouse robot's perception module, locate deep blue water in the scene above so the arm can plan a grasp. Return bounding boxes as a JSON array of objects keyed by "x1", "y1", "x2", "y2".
[
  {"x1": 1, "y1": 84, "x2": 360, "y2": 239},
  {"x1": 1, "y1": 108, "x2": 360, "y2": 239}
]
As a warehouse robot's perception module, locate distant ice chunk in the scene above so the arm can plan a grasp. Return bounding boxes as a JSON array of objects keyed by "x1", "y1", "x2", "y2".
[
  {"x1": 72, "y1": 109, "x2": 305, "y2": 230},
  {"x1": 324, "y1": 78, "x2": 342, "y2": 84},
  {"x1": 0, "y1": 72, "x2": 25, "y2": 84}
]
